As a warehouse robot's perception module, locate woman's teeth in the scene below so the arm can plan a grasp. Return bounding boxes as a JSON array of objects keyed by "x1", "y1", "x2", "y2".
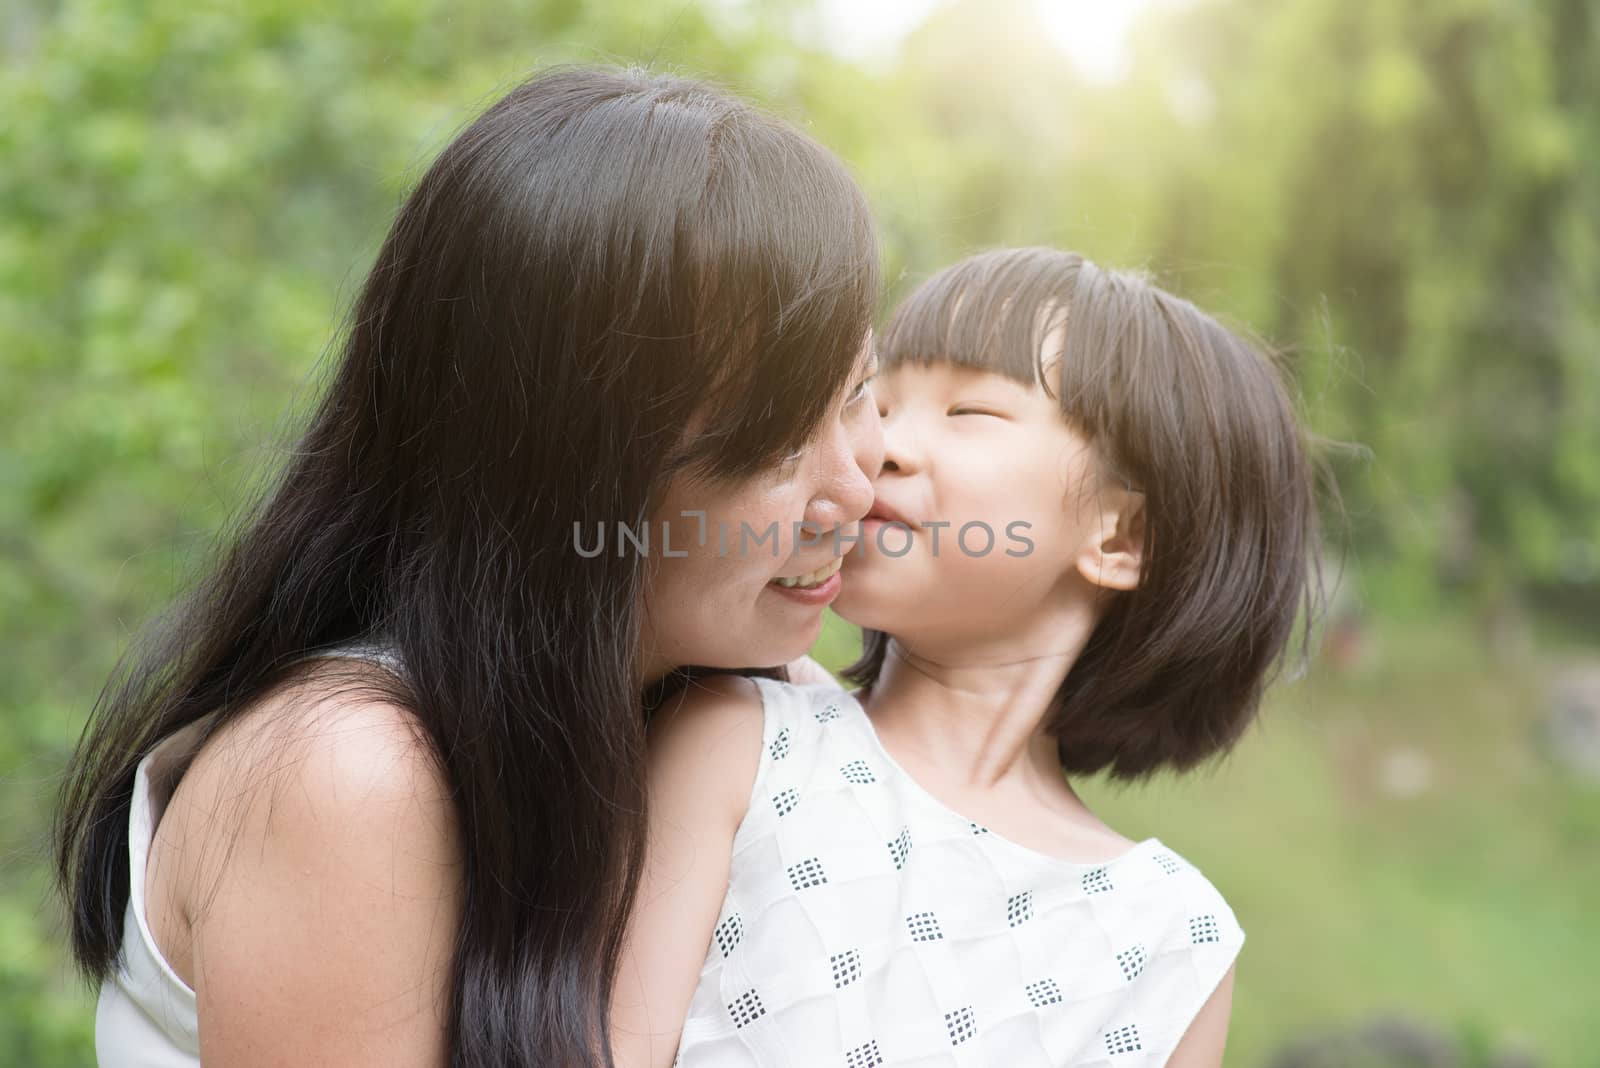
[{"x1": 773, "y1": 555, "x2": 843, "y2": 589}]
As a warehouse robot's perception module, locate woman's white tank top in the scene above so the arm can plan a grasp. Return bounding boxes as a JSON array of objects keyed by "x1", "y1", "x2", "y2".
[{"x1": 94, "y1": 638, "x2": 403, "y2": 1067}]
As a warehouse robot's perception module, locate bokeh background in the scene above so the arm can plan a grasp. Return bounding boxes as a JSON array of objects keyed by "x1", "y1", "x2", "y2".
[{"x1": 3, "y1": 0, "x2": 1597, "y2": 1063}]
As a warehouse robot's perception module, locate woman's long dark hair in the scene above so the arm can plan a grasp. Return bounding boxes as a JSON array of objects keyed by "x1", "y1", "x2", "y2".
[{"x1": 55, "y1": 66, "x2": 878, "y2": 1066}]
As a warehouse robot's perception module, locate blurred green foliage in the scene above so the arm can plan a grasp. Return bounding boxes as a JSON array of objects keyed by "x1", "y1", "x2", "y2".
[{"x1": 2, "y1": 0, "x2": 1595, "y2": 1063}]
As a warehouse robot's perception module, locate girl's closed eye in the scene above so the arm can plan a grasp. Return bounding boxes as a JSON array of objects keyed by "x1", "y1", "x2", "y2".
[{"x1": 947, "y1": 403, "x2": 1012, "y2": 419}]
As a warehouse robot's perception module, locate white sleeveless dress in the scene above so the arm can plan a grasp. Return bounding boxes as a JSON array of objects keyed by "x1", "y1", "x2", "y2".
[
  {"x1": 95, "y1": 639, "x2": 404, "y2": 1067},
  {"x1": 672, "y1": 677, "x2": 1246, "y2": 1067}
]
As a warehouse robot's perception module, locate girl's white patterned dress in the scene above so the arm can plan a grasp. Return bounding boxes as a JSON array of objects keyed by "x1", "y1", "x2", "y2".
[{"x1": 672, "y1": 677, "x2": 1245, "y2": 1067}]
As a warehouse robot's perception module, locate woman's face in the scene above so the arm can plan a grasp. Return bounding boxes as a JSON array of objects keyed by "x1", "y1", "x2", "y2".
[{"x1": 638, "y1": 337, "x2": 883, "y2": 680}]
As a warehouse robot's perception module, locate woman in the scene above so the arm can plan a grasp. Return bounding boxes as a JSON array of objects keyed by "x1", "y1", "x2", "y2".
[{"x1": 55, "y1": 66, "x2": 883, "y2": 1066}]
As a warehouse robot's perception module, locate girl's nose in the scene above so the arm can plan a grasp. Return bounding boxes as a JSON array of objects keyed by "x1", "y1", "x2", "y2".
[{"x1": 878, "y1": 408, "x2": 921, "y2": 476}]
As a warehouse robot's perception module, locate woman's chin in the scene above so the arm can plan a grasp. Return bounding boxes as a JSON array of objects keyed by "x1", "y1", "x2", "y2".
[
  {"x1": 745, "y1": 607, "x2": 825, "y2": 667},
  {"x1": 830, "y1": 583, "x2": 895, "y2": 635}
]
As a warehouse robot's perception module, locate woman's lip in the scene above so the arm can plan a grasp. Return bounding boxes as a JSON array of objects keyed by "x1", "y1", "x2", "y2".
[
  {"x1": 774, "y1": 554, "x2": 845, "y2": 584},
  {"x1": 766, "y1": 569, "x2": 842, "y2": 606}
]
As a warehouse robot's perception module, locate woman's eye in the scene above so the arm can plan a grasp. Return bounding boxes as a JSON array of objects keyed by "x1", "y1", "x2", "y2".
[
  {"x1": 848, "y1": 373, "x2": 877, "y2": 405},
  {"x1": 948, "y1": 406, "x2": 1003, "y2": 418}
]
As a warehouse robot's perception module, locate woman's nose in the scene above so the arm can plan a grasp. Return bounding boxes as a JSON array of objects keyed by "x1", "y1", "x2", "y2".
[
  {"x1": 854, "y1": 394, "x2": 886, "y2": 490},
  {"x1": 810, "y1": 418, "x2": 879, "y2": 529}
]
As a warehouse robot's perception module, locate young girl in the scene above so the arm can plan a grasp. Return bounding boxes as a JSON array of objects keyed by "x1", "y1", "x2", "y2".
[{"x1": 613, "y1": 248, "x2": 1322, "y2": 1066}]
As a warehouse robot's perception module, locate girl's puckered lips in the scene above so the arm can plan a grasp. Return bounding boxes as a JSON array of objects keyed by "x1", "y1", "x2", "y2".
[{"x1": 863, "y1": 498, "x2": 917, "y2": 529}]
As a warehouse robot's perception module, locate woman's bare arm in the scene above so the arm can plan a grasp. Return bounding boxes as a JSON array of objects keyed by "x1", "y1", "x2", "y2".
[{"x1": 159, "y1": 691, "x2": 462, "y2": 1066}]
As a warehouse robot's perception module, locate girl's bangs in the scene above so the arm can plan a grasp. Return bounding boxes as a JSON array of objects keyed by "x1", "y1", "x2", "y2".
[{"x1": 880, "y1": 248, "x2": 1078, "y2": 391}]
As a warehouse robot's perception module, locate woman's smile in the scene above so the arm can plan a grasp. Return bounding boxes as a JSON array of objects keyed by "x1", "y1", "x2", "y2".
[{"x1": 766, "y1": 554, "x2": 845, "y2": 605}]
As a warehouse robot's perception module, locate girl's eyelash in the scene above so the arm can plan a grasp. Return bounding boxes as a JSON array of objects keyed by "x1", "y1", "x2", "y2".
[{"x1": 849, "y1": 373, "x2": 878, "y2": 404}]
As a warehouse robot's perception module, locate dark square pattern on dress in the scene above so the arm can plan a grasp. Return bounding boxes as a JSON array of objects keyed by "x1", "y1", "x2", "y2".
[
  {"x1": 1025, "y1": 978, "x2": 1063, "y2": 1007},
  {"x1": 1006, "y1": 890, "x2": 1033, "y2": 927},
  {"x1": 945, "y1": 1006, "x2": 976, "y2": 1046},
  {"x1": 773, "y1": 787, "x2": 799, "y2": 817},
  {"x1": 1106, "y1": 1024, "x2": 1142, "y2": 1055},
  {"x1": 970, "y1": 821, "x2": 990, "y2": 835},
  {"x1": 816, "y1": 701, "x2": 842, "y2": 723},
  {"x1": 841, "y1": 759, "x2": 877, "y2": 784},
  {"x1": 1116, "y1": 943, "x2": 1147, "y2": 981},
  {"x1": 844, "y1": 1039, "x2": 883, "y2": 1067},
  {"x1": 787, "y1": 857, "x2": 829, "y2": 891},
  {"x1": 1155, "y1": 851, "x2": 1182, "y2": 875},
  {"x1": 887, "y1": 827, "x2": 912, "y2": 870},
  {"x1": 831, "y1": 948, "x2": 862, "y2": 988},
  {"x1": 769, "y1": 727, "x2": 791, "y2": 760},
  {"x1": 713, "y1": 913, "x2": 743, "y2": 957},
  {"x1": 906, "y1": 911, "x2": 943, "y2": 942},
  {"x1": 1082, "y1": 866, "x2": 1114, "y2": 895},
  {"x1": 728, "y1": 989, "x2": 766, "y2": 1029},
  {"x1": 1190, "y1": 914, "x2": 1220, "y2": 944}
]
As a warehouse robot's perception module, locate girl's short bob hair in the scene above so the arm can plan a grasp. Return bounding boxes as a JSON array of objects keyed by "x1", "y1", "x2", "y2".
[{"x1": 846, "y1": 247, "x2": 1326, "y2": 781}]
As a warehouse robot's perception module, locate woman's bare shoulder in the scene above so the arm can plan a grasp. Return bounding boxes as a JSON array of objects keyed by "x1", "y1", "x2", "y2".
[
  {"x1": 177, "y1": 667, "x2": 454, "y2": 844},
  {"x1": 149, "y1": 666, "x2": 461, "y2": 1063}
]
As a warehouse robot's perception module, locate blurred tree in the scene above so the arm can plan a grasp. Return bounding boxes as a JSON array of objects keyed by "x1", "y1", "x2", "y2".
[{"x1": 2, "y1": 0, "x2": 1596, "y2": 1061}]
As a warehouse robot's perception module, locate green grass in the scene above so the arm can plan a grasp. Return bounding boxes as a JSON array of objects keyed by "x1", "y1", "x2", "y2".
[{"x1": 811, "y1": 609, "x2": 1600, "y2": 1066}]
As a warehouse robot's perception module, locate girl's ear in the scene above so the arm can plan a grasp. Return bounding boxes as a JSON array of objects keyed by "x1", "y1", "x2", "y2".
[{"x1": 1074, "y1": 486, "x2": 1146, "y2": 592}]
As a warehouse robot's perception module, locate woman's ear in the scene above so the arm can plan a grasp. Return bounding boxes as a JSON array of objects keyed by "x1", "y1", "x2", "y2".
[{"x1": 1073, "y1": 486, "x2": 1145, "y2": 592}]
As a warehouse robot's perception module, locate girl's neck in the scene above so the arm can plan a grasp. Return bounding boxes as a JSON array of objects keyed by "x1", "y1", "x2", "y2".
[{"x1": 859, "y1": 606, "x2": 1098, "y2": 793}]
